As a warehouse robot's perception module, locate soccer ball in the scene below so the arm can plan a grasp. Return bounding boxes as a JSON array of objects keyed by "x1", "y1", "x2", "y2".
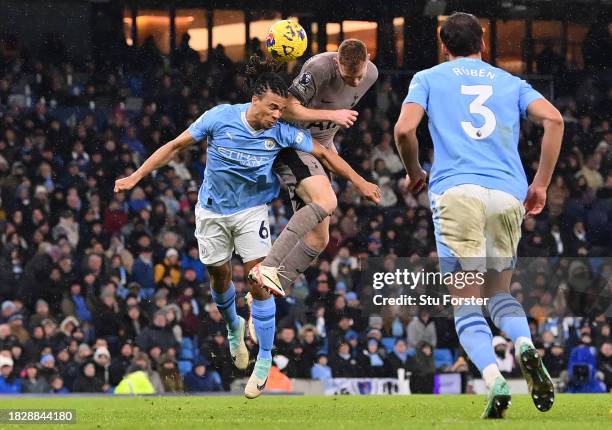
[{"x1": 266, "y1": 20, "x2": 308, "y2": 61}]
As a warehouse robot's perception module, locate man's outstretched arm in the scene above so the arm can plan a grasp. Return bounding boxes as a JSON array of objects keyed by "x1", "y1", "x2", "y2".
[
  {"x1": 114, "y1": 130, "x2": 196, "y2": 192},
  {"x1": 283, "y1": 94, "x2": 358, "y2": 128}
]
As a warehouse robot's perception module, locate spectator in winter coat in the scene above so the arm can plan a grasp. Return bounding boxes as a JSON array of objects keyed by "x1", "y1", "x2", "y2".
[
  {"x1": 93, "y1": 346, "x2": 112, "y2": 392},
  {"x1": 157, "y1": 354, "x2": 183, "y2": 392},
  {"x1": 109, "y1": 341, "x2": 134, "y2": 386},
  {"x1": 406, "y1": 308, "x2": 437, "y2": 349},
  {"x1": 410, "y1": 342, "x2": 435, "y2": 394},
  {"x1": 136, "y1": 311, "x2": 179, "y2": 353},
  {"x1": 154, "y1": 248, "x2": 182, "y2": 288},
  {"x1": 385, "y1": 338, "x2": 412, "y2": 377},
  {"x1": 179, "y1": 243, "x2": 206, "y2": 283},
  {"x1": 49, "y1": 374, "x2": 69, "y2": 393},
  {"x1": 61, "y1": 282, "x2": 94, "y2": 325},
  {"x1": 184, "y1": 358, "x2": 222, "y2": 392},
  {"x1": 93, "y1": 291, "x2": 123, "y2": 341},
  {"x1": 72, "y1": 362, "x2": 104, "y2": 393},
  {"x1": 357, "y1": 339, "x2": 387, "y2": 377},
  {"x1": 0, "y1": 356, "x2": 21, "y2": 393},
  {"x1": 21, "y1": 363, "x2": 50, "y2": 393},
  {"x1": 132, "y1": 248, "x2": 156, "y2": 298},
  {"x1": 311, "y1": 352, "x2": 333, "y2": 381},
  {"x1": 330, "y1": 341, "x2": 360, "y2": 377}
]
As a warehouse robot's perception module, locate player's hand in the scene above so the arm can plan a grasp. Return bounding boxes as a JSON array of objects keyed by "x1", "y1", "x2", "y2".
[
  {"x1": 404, "y1": 166, "x2": 427, "y2": 194},
  {"x1": 356, "y1": 180, "x2": 381, "y2": 204},
  {"x1": 114, "y1": 173, "x2": 141, "y2": 193},
  {"x1": 523, "y1": 184, "x2": 547, "y2": 216},
  {"x1": 330, "y1": 109, "x2": 358, "y2": 128}
]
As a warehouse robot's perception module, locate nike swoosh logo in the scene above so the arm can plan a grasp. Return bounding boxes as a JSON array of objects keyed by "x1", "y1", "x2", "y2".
[
  {"x1": 256, "y1": 377, "x2": 268, "y2": 391},
  {"x1": 262, "y1": 273, "x2": 283, "y2": 293}
]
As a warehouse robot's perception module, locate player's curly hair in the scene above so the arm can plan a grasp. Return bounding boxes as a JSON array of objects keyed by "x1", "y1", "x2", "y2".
[{"x1": 243, "y1": 54, "x2": 288, "y2": 98}]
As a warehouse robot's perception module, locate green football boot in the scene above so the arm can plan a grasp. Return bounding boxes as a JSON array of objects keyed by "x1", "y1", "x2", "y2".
[
  {"x1": 516, "y1": 343, "x2": 555, "y2": 412},
  {"x1": 482, "y1": 376, "x2": 512, "y2": 419}
]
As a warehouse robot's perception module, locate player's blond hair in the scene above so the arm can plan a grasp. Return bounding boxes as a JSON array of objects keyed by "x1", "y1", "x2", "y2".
[{"x1": 338, "y1": 39, "x2": 367, "y2": 71}]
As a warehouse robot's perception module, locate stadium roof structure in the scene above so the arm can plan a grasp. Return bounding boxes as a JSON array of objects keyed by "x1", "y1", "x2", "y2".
[{"x1": 124, "y1": 0, "x2": 611, "y2": 23}]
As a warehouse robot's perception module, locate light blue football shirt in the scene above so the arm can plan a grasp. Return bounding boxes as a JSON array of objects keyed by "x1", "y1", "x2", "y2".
[
  {"x1": 403, "y1": 57, "x2": 543, "y2": 201},
  {"x1": 188, "y1": 103, "x2": 313, "y2": 215}
]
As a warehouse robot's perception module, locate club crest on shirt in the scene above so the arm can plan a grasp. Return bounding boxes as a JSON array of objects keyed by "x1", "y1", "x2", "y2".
[{"x1": 264, "y1": 139, "x2": 277, "y2": 150}]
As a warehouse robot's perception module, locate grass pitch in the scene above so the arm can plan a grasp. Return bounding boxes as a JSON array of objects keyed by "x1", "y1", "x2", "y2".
[{"x1": 0, "y1": 394, "x2": 609, "y2": 430}]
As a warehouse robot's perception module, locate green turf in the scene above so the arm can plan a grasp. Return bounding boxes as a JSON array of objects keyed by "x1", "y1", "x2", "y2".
[{"x1": 0, "y1": 394, "x2": 609, "y2": 430}]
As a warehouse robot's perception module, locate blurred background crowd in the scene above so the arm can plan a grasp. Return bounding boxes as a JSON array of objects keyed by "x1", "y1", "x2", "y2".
[{"x1": 0, "y1": 29, "x2": 609, "y2": 395}]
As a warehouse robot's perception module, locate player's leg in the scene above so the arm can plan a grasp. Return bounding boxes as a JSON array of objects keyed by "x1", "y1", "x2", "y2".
[
  {"x1": 232, "y1": 205, "x2": 277, "y2": 398},
  {"x1": 483, "y1": 190, "x2": 554, "y2": 412},
  {"x1": 262, "y1": 198, "x2": 331, "y2": 292},
  {"x1": 194, "y1": 206, "x2": 248, "y2": 370},
  {"x1": 432, "y1": 184, "x2": 510, "y2": 418},
  {"x1": 250, "y1": 151, "x2": 335, "y2": 296}
]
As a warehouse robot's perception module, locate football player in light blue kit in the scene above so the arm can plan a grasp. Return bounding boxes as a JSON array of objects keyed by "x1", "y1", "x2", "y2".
[
  {"x1": 115, "y1": 57, "x2": 380, "y2": 399},
  {"x1": 394, "y1": 13, "x2": 563, "y2": 418}
]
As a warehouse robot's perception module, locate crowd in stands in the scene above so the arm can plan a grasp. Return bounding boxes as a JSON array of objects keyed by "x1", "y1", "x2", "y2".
[{"x1": 0, "y1": 31, "x2": 609, "y2": 395}]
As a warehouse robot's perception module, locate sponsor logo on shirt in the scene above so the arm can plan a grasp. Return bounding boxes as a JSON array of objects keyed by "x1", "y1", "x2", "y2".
[{"x1": 218, "y1": 147, "x2": 272, "y2": 167}]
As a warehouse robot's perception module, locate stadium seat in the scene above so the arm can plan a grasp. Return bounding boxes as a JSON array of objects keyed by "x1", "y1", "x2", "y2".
[
  {"x1": 182, "y1": 337, "x2": 194, "y2": 352},
  {"x1": 381, "y1": 337, "x2": 397, "y2": 352},
  {"x1": 178, "y1": 360, "x2": 193, "y2": 375},
  {"x1": 180, "y1": 348, "x2": 195, "y2": 361},
  {"x1": 434, "y1": 348, "x2": 454, "y2": 369}
]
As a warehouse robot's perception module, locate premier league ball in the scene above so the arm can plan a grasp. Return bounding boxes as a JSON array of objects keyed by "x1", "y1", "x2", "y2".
[{"x1": 266, "y1": 20, "x2": 308, "y2": 61}]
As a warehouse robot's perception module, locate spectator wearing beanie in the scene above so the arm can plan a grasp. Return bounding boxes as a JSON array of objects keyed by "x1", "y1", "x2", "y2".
[
  {"x1": 93, "y1": 346, "x2": 112, "y2": 392},
  {"x1": 0, "y1": 356, "x2": 21, "y2": 393},
  {"x1": 154, "y1": 248, "x2": 182, "y2": 288},
  {"x1": 39, "y1": 353, "x2": 58, "y2": 381},
  {"x1": 385, "y1": 338, "x2": 412, "y2": 378},
  {"x1": 311, "y1": 351, "x2": 332, "y2": 381}
]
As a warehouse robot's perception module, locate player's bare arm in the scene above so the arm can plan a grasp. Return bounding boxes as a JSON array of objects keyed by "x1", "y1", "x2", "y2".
[
  {"x1": 394, "y1": 103, "x2": 427, "y2": 193},
  {"x1": 523, "y1": 99, "x2": 564, "y2": 215},
  {"x1": 114, "y1": 129, "x2": 196, "y2": 192},
  {"x1": 282, "y1": 94, "x2": 358, "y2": 128},
  {"x1": 310, "y1": 142, "x2": 381, "y2": 204}
]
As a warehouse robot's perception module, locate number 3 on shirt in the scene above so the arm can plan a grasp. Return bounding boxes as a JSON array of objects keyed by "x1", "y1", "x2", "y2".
[{"x1": 460, "y1": 85, "x2": 496, "y2": 140}]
